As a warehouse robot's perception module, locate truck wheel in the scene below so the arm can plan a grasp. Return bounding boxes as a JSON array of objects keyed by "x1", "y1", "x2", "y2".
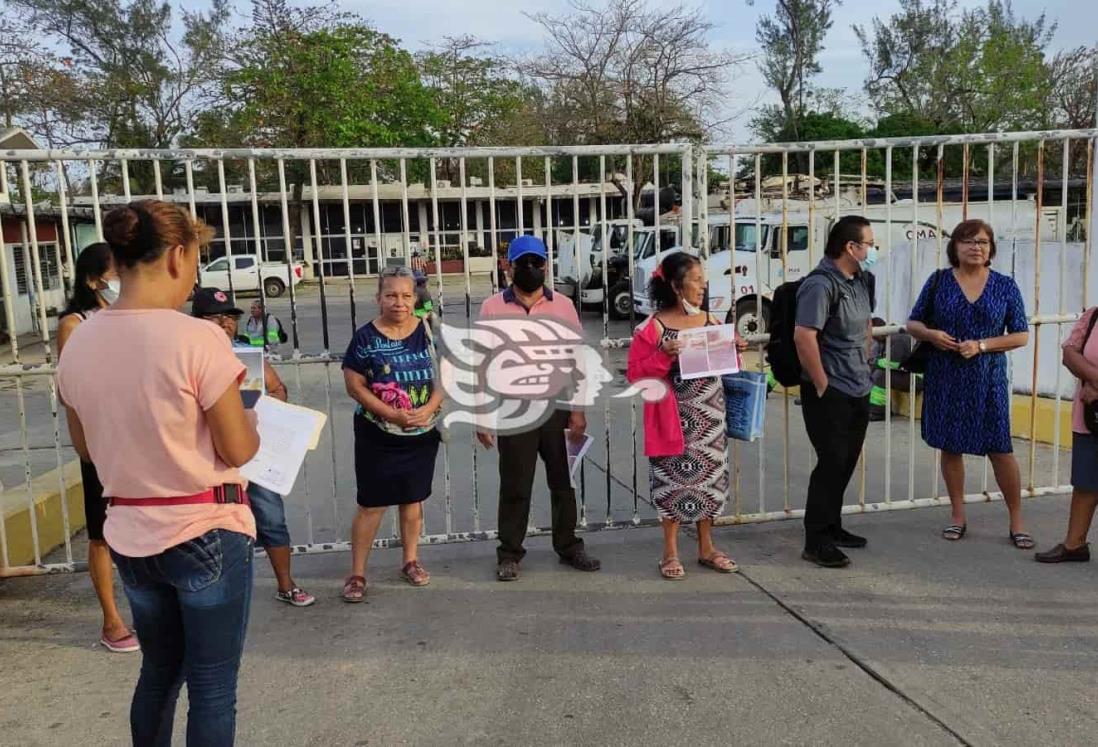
[
  {"x1": 609, "y1": 281, "x2": 632, "y2": 320},
  {"x1": 725, "y1": 297, "x2": 770, "y2": 340},
  {"x1": 264, "y1": 278, "x2": 286, "y2": 298}
]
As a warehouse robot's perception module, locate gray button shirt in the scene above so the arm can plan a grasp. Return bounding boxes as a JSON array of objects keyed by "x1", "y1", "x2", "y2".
[{"x1": 795, "y1": 257, "x2": 874, "y2": 397}]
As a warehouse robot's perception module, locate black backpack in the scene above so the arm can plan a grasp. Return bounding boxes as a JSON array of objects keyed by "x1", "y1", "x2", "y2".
[{"x1": 766, "y1": 269, "x2": 875, "y2": 388}]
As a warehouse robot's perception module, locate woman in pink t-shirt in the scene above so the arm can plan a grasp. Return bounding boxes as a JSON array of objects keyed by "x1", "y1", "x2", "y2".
[
  {"x1": 57, "y1": 200, "x2": 260, "y2": 746},
  {"x1": 1036, "y1": 307, "x2": 1098, "y2": 563}
]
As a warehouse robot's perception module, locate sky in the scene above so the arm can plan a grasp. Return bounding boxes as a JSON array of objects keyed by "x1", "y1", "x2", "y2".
[
  {"x1": 343, "y1": 0, "x2": 1095, "y2": 142},
  {"x1": 190, "y1": 0, "x2": 1093, "y2": 143}
]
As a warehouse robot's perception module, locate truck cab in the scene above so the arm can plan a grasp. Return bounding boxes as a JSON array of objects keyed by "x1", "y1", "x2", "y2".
[{"x1": 631, "y1": 214, "x2": 811, "y2": 337}]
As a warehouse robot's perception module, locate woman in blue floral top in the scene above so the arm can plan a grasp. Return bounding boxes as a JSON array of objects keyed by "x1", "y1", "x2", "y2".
[{"x1": 341, "y1": 266, "x2": 443, "y2": 600}]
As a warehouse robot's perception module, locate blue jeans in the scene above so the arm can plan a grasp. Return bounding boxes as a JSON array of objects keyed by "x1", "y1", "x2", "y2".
[
  {"x1": 246, "y1": 483, "x2": 291, "y2": 548},
  {"x1": 111, "y1": 529, "x2": 254, "y2": 747}
]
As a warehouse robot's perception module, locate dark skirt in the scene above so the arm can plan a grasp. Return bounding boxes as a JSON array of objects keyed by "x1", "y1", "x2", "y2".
[
  {"x1": 353, "y1": 415, "x2": 440, "y2": 507},
  {"x1": 80, "y1": 460, "x2": 107, "y2": 542},
  {"x1": 1071, "y1": 433, "x2": 1098, "y2": 493}
]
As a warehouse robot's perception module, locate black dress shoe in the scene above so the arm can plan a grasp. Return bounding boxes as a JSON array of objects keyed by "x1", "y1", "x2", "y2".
[
  {"x1": 560, "y1": 549, "x2": 601, "y2": 572},
  {"x1": 1035, "y1": 543, "x2": 1091, "y2": 563},
  {"x1": 832, "y1": 528, "x2": 868, "y2": 549},
  {"x1": 802, "y1": 544, "x2": 850, "y2": 568},
  {"x1": 497, "y1": 559, "x2": 520, "y2": 581}
]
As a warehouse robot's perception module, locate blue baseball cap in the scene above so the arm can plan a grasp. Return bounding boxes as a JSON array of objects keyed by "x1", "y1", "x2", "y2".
[{"x1": 507, "y1": 235, "x2": 547, "y2": 264}]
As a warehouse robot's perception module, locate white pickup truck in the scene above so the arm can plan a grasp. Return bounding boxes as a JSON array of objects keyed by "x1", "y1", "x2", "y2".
[{"x1": 198, "y1": 255, "x2": 304, "y2": 298}]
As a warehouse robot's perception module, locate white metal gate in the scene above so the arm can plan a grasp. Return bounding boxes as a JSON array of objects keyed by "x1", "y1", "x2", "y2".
[{"x1": 0, "y1": 131, "x2": 1093, "y2": 576}]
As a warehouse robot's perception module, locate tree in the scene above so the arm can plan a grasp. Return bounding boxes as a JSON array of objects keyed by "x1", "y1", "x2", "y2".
[
  {"x1": 416, "y1": 36, "x2": 544, "y2": 183},
  {"x1": 855, "y1": 0, "x2": 1055, "y2": 133},
  {"x1": 523, "y1": 0, "x2": 746, "y2": 212},
  {"x1": 753, "y1": 0, "x2": 839, "y2": 161},
  {"x1": 186, "y1": 0, "x2": 441, "y2": 257}
]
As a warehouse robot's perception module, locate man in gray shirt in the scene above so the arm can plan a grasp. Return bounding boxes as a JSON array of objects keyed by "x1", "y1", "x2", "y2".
[{"x1": 794, "y1": 215, "x2": 877, "y2": 568}]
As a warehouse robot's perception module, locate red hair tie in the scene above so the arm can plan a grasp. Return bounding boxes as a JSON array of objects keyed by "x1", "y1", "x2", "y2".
[{"x1": 651, "y1": 264, "x2": 665, "y2": 280}]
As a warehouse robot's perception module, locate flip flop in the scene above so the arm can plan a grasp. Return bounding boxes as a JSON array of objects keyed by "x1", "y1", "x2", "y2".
[
  {"x1": 1009, "y1": 531, "x2": 1035, "y2": 550},
  {"x1": 942, "y1": 524, "x2": 966, "y2": 541},
  {"x1": 342, "y1": 575, "x2": 367, "y2": 602},
  {"x1": 658, "y1": 557, "x2": 685, "y2": 580},
  {"x1": 698, "y1": 550, "x2": 739, "y2": 573}
]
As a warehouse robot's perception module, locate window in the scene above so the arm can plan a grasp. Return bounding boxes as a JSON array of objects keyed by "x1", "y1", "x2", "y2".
[
  {"x1": 234, "y1": 257, "x2": 255, "y2": 270},
  {"x1": 206, "y1": 258, "x2": 229, "y2": 272},
  {"x1": 11, "y1": 242, "x2": 61, "y2": 294}
]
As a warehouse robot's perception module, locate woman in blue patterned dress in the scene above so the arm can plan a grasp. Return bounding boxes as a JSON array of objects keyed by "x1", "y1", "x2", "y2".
[
  {"x1": 907, "y1": 219, "x2": 1033, "y2": 548},
  {"x1": 341, "y1": 266, "x2": 443, "y2": 600}
]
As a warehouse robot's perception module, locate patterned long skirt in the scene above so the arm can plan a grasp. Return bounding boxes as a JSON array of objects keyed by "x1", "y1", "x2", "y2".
[{"x1": 649, "y1": 374, "x2": 728, "y2": 523}]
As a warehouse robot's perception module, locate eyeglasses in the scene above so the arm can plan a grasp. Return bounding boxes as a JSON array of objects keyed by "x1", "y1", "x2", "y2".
[
  {"x1": 850, "y1": 240, "x2": 879, "y2": 251},
  {"x1": 202, "y1": 313, "x2": 237, "y2": 323},
  {"x1": 958, "y1": 239, "x2": 991, "y2": 248}
]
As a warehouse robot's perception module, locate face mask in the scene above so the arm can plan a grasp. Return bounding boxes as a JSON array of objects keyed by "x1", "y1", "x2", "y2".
[
  {"x1": 854, "y1": 245, "x2": 879, "y2": 272},
  {"x1": 512, "y1": 263, "x2": 545, "y2": 293},
  {"x1": 682, "y1": 298, "x2": 704, "y2": 316},
  {"x1": 98, "y1": 278, "x2": 121, "y2": 305}
]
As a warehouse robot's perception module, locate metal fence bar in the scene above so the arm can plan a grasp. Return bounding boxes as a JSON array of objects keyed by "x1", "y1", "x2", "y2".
[
  {"x1": 5, "y1": 143, "x2": 696, "y2": 162},
  {"x1": 54, "y1": 161, "x2": 75, "y2": 294},
  {"x1": 429, "y1": 156, "x2": 453, "y2": 536},
  {"x1": 626, "y1": 152, "x2": 639, "y2": 523},
  {"x1": 216, "y1": 159, "x2": 237, "y2": 300},
  {"x1": 20, "y1": 161, "x2": 72, "y2": 566},
  {"x1": 1028, "y1": 142, "x2": 1045, "y2": 490},
  {"x1": 908, "y1": 145, "x2": 919, "y2": 503},
  {"x1": 308, "y1": 159, "x2": 331, "y2": 352},
  {"x1": 276, "y1": 159, "x2": 302, "y2": 352},
  {"x1": 339, "y1": 158, "x2": 358, "y2": 333},
  {"x1": 599, "y1": 154, "x2": 612, "y2": 525}
]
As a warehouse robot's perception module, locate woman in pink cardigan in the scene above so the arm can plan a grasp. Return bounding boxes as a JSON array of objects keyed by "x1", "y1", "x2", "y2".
[{"x1": 627, "y1": 251, "x2": 747, "y2": 579}]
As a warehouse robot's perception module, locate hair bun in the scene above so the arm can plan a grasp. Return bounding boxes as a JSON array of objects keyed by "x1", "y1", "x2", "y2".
[{"x1": 102, "y1": 206, "x2": 141, "y2": 251}]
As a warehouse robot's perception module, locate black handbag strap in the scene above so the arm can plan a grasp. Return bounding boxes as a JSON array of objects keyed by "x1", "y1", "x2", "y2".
[{"x1": 922, "y1": 269, "x2": 945, "y2": 329}]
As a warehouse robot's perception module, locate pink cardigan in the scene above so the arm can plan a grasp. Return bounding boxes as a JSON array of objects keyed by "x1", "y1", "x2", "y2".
[{"x1": 626, "y1": 317, "x2": 683, "y2": 457}]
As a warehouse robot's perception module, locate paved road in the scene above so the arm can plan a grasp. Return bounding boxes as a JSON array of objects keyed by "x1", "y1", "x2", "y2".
[{"x1": 2, "y1": 496, "x2": 1096, "y2": 745}]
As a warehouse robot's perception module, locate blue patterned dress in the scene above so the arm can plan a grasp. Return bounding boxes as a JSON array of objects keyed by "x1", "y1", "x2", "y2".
[{"x1": 910, "y1": 269, "x2": 1028, "y2": 455}]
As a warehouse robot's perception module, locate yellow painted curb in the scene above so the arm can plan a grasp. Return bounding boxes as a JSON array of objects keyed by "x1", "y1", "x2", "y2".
[{"x1": 0, "y1": 460, "x2": 85, "y2": 569}]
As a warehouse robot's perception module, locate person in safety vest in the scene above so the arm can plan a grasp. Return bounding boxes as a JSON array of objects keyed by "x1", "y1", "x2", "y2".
[
  {"x1": 868, "y1": 317, "x2": 921, "y2": 421},
  {"x1": 413, "y1": 270, "x2": 434, "y2": 321},
  {"x1": 245, "y1": 299, "x2": 286, "y2": 348}
]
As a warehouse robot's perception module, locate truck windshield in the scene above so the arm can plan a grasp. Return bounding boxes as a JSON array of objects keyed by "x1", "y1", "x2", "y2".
[{"x1": 711, "y1": 223, "x2": 768, "y2": 252}]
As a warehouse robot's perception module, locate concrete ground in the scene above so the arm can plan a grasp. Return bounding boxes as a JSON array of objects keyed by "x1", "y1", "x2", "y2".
[{"x1": 2, "y1": 494, "x2": 1096, "y2": 745}]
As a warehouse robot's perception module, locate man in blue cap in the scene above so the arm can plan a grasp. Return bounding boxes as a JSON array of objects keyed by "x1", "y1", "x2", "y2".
[{"x1": 477, "y1": 234, "x2": 601, "y2": 581}]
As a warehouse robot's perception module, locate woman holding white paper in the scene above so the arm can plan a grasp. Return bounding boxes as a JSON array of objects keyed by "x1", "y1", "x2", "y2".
[
  {"x1": 626, "y1": 251, "x2": 747, "y2": 580},
  {"x1": 56, "y1": 201, "x2": 260, "y2": 745},
  {"x1": 341, "y1": 266, "x2": 444, "y2": 601}
]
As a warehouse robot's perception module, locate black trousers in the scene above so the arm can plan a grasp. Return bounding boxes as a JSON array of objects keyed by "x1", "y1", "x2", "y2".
[
  {"x1": 801, "y1": 386, "x2": 870, "y2": 550},
  {"x1": 496, "y1": 409, "x2": 584, "y2": 563}
]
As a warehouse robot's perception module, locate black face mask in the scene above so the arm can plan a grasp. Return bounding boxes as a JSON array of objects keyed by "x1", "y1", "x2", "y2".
[{"x1": 512, "y1": 263, "x2": 545, "y2": 293}]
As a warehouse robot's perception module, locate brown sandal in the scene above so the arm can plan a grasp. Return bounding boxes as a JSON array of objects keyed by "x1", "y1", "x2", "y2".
[
  {"x1": 401, "y1": 560, "x2": 431, "y2": 587},
  {"x1": 698, "y1": 550, "x2": 739, "y2": 573},
  {"x1": 659, "y1": 557, "x2": 685, "y2": 580},
  {"x1": 342, "y1": 575, "x2": 366, "y2": 603}
]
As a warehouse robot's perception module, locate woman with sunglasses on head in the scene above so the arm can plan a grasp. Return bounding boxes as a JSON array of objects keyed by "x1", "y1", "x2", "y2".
[
  {"x1": 57, "y1": 201, "x2": 260, "y2": 746},
  {"x1": 906, "y1": 219, "x2": 1032, "y2": 547},
  {"x1": 57, "y1": 242, "x2": 138, "y2": 653},
  {"x1": 341, "y1": 265, "x2": 444, "y2": 601}
]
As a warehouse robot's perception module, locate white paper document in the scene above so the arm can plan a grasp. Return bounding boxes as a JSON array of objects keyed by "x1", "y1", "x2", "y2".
[
  {"x1": 565, "y1": 430, "x2": 595, "y2": 487},
  {"x1": 677, "y1": 324, "x2": 740, "y2": 380},
  {"x1": 240, "y1": 397, "x2": 328, "y2": 495}
]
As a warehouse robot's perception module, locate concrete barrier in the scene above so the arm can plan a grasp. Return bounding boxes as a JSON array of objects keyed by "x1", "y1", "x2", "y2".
[{"x1": 0, "y1": 460, "x2": 84, "y2": 571}]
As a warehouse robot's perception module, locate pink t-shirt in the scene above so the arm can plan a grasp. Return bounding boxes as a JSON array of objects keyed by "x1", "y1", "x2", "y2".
[
  {"x1": 1062, "y1": 307, "x2": 1098, "y2": 435},
  {"x1": 478, "y1": 286, "x2": 582, "y2": 327},
  {"x1": 57, "y1": 308, "x2": 256, "y2": 557}
]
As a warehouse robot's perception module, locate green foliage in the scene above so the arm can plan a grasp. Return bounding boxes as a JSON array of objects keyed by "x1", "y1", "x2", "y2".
[{"x1": 855, "y1": 0, "x2": 1055, "y2": 133}]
